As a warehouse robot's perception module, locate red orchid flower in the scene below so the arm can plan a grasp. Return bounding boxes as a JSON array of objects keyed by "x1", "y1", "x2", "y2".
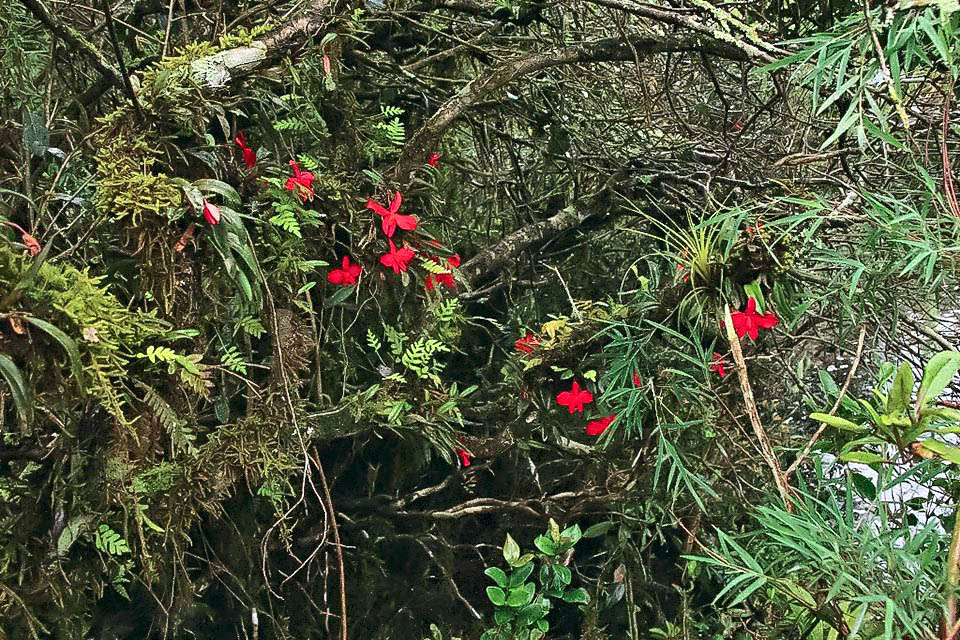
[
  {"x1": 367, "y1": 191, "x2": 418, "y2": 238},
  {"x1": 425, "y1": 254, "x2": 461, "y2": 290},
  {"x1": 234, "y1": 131, "x2": 256, "y2": 169},
  {"x1": 455, "y1": 438, "x2": 472, "y2": 467},
  {"x1": 380, "y1": 240, "x2": 416, "y2": 274},
  {"x1": 285, "y1": 160, "x2": 315, "y2": 202},
  {"x1": 202, "y1": 199, "x2": 221, "y2": 225},
  {"x1": 728, "y1": 297, "x2": 778, "y2": 341},
  {"x1": 327, "y1": 256, "x2": 362, "y2": 286},
  {"x1": 633, "y1": 371, "x2": 642, "y2": 387},
  {"x1": 515, "y1": 332, "x2": 540, "y2": 355},
  {"x1": 21, "y1": 233, "x2": 41, "y2": 257},
  {"x1": 676, "y1": 262, "x2": 690, "y2": 283},
  {"x1": 556, "y1": 380, "x2": 593, "y2": 414},
  {"x1": 586, "y1": 414, "x2": 616, "y2": 437},
  {"x1": 710, "y1": 352, "x2": 727, "y2": 378},
  {"x1": 745, "y1": 222, "x2": 764, "y2": 236},
  {"x1": 428, "y1": 153, "x2": 440, "y2": 167},
  {"x1": 2, "y1": 221, "x2": 41, "y2": 256}
]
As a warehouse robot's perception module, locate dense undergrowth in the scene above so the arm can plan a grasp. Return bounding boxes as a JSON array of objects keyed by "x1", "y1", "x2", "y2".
[{"x1": 3, "y1": 1, "x2": 960, "y2": 639}]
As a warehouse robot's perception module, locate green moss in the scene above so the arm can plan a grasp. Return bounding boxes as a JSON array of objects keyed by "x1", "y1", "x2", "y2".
[
  {"x1": 0, "y1": 248, "x2": 168, "y2": 423},
  {"x1": 93, "y1": 127, "x2": 181, "y2": 224}
]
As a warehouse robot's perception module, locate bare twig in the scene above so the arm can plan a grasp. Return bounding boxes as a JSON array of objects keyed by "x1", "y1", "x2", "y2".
[
  {"x1": 785, "y1": 324, "x2": 867, "y2": 478},
  {"x1": 723, "y1": 304, "x2": 794, "y2": 512}
]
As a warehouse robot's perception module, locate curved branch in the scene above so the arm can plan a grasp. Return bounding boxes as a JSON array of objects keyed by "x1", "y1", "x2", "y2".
[
  {"x1": 580, "y1": 0, "x2": 783, "y2": 62},
  {"x1": 394, "y1": 34, "x2": 752, "y2": 180},
  {"x1": 461, "y1": 169, "x2": 630, "y2": 285}
]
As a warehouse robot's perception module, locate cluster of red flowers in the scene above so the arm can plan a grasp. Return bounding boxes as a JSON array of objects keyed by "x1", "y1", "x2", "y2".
[
  {"x1": 509, "y1": 296, "x2": 778, "y2": 441},
  {"x1": 325, "y1": 155, "x2": 450, "y2": 288},
  {"x1": 425, "y1": 254, "x2": 461, "y2": 290}
]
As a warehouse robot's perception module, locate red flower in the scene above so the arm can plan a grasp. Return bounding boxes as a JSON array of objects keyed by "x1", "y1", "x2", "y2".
[
  {"x1": 746, "y1": 222, "x2": 763, "y2": 235},
  {"x1": 515, "y1": 332, "x2": 540, "y2": 355},
  {"x1": 202, "y1": 199, "x2": 221, "y2": 225},
  {"x1": 234, "y1": 131, "x2": 256, "y2": 169},
  {"x1": 425, "y1": 254, "x2": 460, "y2": 290},
  {"x1": 327, "y1": 256, "x2": 362, "y2": 286},
  {"x1": 710, "y1": 352, "x2": 727, "y2": 378},
  {"x1": 586, "y1": 414, "x2": 616, "y2": 437},
  {"x1": 2, "y1": 221, "x2": 42, "y2": 256},
  {"x1": 455, "y1": 438, "x2": 472, "y2": 467},
  {"x1": 556, "y1": 380, "x2": 593, "y2": 414},
  {"x1": 676, "y1": 262, "x2": 690, "y2": 283},
  {"x1": 729, "y1": 297, "x2": 778, "y2": 341},
  {"x1": 380, "y1": 240, "x2": 416, "y2": 274},
  {"x1": 21, "y1": 233, "x2": 41, "y2": 257},
  {"x1": 286, "y1": 160, "x2": 315, "y2": 202},
  {"x1": 367, "y1": 191, "x2": 418, "y2": 238},
  {"x1": 633, "y1": 371, "x2": 642, "y2": 387},
  {"x1": 428, "y1": 153, "x2": 440, "y2": 167}
]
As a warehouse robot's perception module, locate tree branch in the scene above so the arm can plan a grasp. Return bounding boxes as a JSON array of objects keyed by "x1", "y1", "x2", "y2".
[
  {"x1": 394, "y1": 33, "x2": 752, "y2": 180},
  {"x1": 579, "y1": 0, "x2": 783, "y2": 63},
  {"x1": 19, "y1": 0, "x2": 123, "y2": 89}
]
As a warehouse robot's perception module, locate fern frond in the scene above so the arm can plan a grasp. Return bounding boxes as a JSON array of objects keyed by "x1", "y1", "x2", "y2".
[{"x1": 95, "y1": 524, "x2": 130, "y2": 555}]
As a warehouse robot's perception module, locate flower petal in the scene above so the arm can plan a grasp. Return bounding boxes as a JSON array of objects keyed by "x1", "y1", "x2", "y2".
[
  {"x1": 389, "y1": 191, "x2": 403, "y2": 214},
  {"x1": 395, "y1": 214, "x2": 418, "y2": 232}
]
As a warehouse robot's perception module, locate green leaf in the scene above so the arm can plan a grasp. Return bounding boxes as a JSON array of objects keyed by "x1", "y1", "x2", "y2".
[
  {"x1": 918, "y1": 351, "x2": 960, "y2": 407},
  {"x1": 503, "y1": 533, "x2": 520, "y2": 565},
  {"x1": 493, "y1": 609, "x2": 513, "y2": 625},
  {"x1": 485, "y1": 567, "x2": 509, "y2": 588},
  {"x1": 809, "y1": 412, "x2": 864, "y2": 431},
  {"x1": 887, "y1": 362, "x2": 914, "y2": 417},
  {"x1": 554, "y1": 564, "x2": 572, "y2": 587},
  {"x1": 819, "y1": 98, "x2": 859, "y2": 150},
  {"x1": 518, "y1": 604, "x2": 547, "y2": 625},
  {"x1": 515, "y1": 553, "x2": 534, "y2": 567},
  {"x1": 510, "y1": 561, "x2": 535, "y2": 587},
  {"x1": 486, "y1": 586, "x2": 506, "y2": 606},
  {"x1": 507, "y1": 583, "x2": 535, "y2": 607},
  {"x1": 0, "y1": 353, "x2": 32, "y2": 427},
  {"x1": 561, "y1": 588, "x2": 590, "y2": 604},
  {"x1": 558, "y1": 524, "x2": 582, "y2": 546},
  {"x1": 22, "y1": 111, "x2": 49, "y2": 156},
  {"x1": 57, "y1": 514, "x2": 95, "y2": 557},
  {"x1": 851, "y1": 472, "x2": 876, "y2": 501},
  {"x1": 193, "y1": 178, "x2": 241, "y2": 206},
  {"x1": 917, "y1": 439, "x2": 960, "y2": 465},
  {"x1": 838, "y1": 451, "x2": 885, "y2": 464},
  {"x1": 325, "y1": 285, "x2": 355, "y2": 307},
  {"x1": 24, "y1": 316, "x2": 86, "y2": 395},
  {"x1": 583, "y1": 521, "x2": 614, "y2": 538},
  {"x1": 728, "y1": 576, "x2": 767, "y2": 606},
  {"x1": 533, "y1": 535, "x2": 556, "y2": 555}
]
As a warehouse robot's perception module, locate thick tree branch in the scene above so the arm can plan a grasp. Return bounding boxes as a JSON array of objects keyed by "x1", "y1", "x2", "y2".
[
  {"x1": 185, "y1": 0, "x2": 352, "y2": 88},
  {"x1": 580, "y1": 0, "x2": 783, "y2": 62},
  {"x1": 461, "y1": 170, "x2": 629, "y2": 286},
  {"x1": 395, "y1": 34, "x2": 752, "y2": 180}
]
